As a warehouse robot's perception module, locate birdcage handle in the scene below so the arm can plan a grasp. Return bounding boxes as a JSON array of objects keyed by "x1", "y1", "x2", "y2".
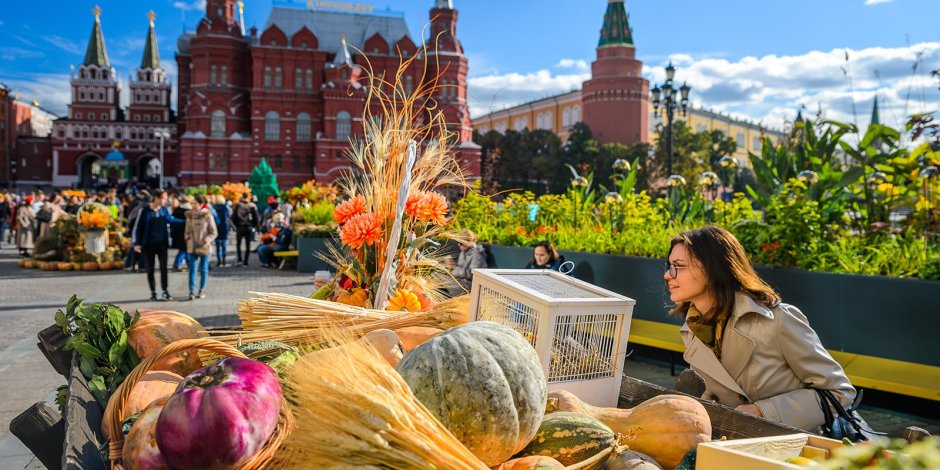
[{"x1": 559, "y1": 260, "x2": 575, "y2": 275}]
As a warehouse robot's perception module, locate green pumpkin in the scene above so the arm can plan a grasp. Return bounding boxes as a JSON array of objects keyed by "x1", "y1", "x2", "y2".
[
  {"x1": 515, "y1": 412, "x2": 616, "y2": 466},
  {"x1": 395, "y1": 321, "x2": 547, "y2": 466}
]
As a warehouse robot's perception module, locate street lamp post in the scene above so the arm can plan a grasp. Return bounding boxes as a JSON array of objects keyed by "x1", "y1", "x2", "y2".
[
  {"x1": 154, "y1": 128, "x2": 171, "y2": 189},
  {"x1": 650, "y1": 62, "x2": 691, "y2": 179}
]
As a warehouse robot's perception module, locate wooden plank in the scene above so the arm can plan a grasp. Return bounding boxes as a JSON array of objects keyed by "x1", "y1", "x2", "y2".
[
  {"x1": 618, "y1": 376, "x2": 806, "y2": 439},
  {"x1": 62, "y1": 354, "x2": 106, "y2": 470},
  {"x1": 37, "y1": 324, "x2": 72, "y2": 377},
  {"x1": 273, "y1": 251, "x2": 299, "y2": 257},
  {"x1": 9, "y1": 402, "x2": 64, "y2": 470}
]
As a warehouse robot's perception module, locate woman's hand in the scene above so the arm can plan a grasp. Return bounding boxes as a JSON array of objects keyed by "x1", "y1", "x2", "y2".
[{"x1": 735, "y1": 404, "x2": 763, "y2": 417}]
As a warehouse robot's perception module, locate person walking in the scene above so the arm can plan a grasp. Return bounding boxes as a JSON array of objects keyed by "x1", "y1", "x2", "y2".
[
  {"x1": 15, "y1": 196, "x2": 35, "y2": 257},
  {"x1": 134, "y1": 191, "x2": 184, "y2": 301},
  {"x1": 0, "y1": 194, "x2": 12, "y2": 249},
  {"x1": 212, "y1": 194, "x2": 231, "y2": 267},
  {"x1": 231, "y1": 194, "x2": 260, "y2": 266},
  {"x1": 184, "y1": 194, "x2": 218, "y2": 300},
  {"x1": 171, "y1": 195, "x2": 192, "y2": 272}
]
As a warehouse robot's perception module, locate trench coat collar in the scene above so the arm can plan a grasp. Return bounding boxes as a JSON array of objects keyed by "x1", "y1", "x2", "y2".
[{"x1": 731, "y1": 291, "x2": 775, "y2": 321}]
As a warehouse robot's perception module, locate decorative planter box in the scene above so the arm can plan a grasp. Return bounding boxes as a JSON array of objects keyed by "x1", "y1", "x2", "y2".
[
  {"x1": 295, "y1": 236, "x2": 333, "y2": 273},
  {"x1": 485, "y1": 244, "x2": 940, "y2": 367}
]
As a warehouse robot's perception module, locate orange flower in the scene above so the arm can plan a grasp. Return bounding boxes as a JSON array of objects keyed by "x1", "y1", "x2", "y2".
[
  {"x1": 340, "y1": 212, "x2": 383, "y2": 248},
  {"x1": 406, "y1": 191, "x2": 448, "y2": 224},
  {"x1": 78, "y1": 209, "x2": 110, "y2": 229},
  {"x1": 386, "y1": 288, "x2": 422, "y2": 312},
  {"x1": 334, "y1": 195, "x2": 366, "y2": 224}
]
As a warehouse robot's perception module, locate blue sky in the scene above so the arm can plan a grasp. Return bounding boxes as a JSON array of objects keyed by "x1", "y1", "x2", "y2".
[{"x1": 1, "y1": 0, "x2": 938, "y2": 130}]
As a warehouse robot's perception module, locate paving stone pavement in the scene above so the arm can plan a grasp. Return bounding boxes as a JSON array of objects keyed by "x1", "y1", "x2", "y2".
[{"x1": 0, "y1": 237, "x2": 937, "y2": 468}]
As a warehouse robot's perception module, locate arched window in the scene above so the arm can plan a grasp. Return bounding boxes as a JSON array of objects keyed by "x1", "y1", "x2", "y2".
[
  {"x1": 294, "y1": 68, "x2": 302, "y2": 89},
  {"x1": 563, "y1": 108, "x2": 571, "y2": 127},
  {"x1": 263, "y1": 66, "x2": 272, "y2": 88},
  {"x1": 221, "y1": 66, "x2": 228, "y2": 85},
  {"x1": 572, "y1": 105, "x2": 581, "y2": 123},
  {"x1": 274, "y1": 67, "x2": 283, "y2": 88},
  {"x1": 296, "y1": 112, "x2": 311, "y2": 141},
  {"x1": 336, "y1": 111, "x2": 351, "y2": 141},
  {"x1": 305, "y1": 69, "x2": 313, "y2": 89},
  {"x1": 102, "y1": 70, "x2": 108, "y2": 80},
  {"x1": 211, "y1": 110, "x2": 226, "y2": 137},
  {"x1": 210, "y1": 65, "x2": 217, "y2": 85},
  {"x1": 265, "y1": 111, "x2": 280, "y2": 140}
]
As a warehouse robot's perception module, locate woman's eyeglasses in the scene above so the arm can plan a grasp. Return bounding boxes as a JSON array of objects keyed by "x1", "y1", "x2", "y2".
[{"x1": 664, "y1": 262, "x2": 687, "y2": 279}]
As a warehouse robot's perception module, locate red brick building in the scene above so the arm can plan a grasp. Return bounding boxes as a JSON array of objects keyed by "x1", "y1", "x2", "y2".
[
  {"x1": 50, "y1": 8, "x2": 178, "y2": 188},
  {"x1": 175, "y1": 0, "x2": 479, "y2": 187},
  {"x1": 0, "y1": 84, "x2": 60, "y2": 188}
]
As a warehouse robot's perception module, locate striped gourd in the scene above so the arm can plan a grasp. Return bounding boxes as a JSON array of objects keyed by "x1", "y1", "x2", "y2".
[{"x1": 515, "y1": 412, "x2": 616, "y2": 465}]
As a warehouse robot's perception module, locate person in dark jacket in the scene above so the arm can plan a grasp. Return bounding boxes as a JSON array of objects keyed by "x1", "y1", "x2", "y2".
[
  {"x1": 133, "y1": 191, "x2": 185, "y2": 301},
  {"x1": 211, "y1": 195, "x2": 231, "y2": 267},
  {"x1": 230, "y1": 194, "x2": 260, "y2": 266},
  {"x1": 524, "y1": 240, "x2": 566, "y2": 271},
  {"x1": 170, "y1": 196, "x2": 192, "y2": 271},
  {"x1": 257, "y1": 213, "x2": 293, "y2": 268},
  {"x1": 0, "y1": 194, "x2": 11, "y2": 249},
  {"x1": 450, "y1": 229, "x2": 488, "y2": 294}
]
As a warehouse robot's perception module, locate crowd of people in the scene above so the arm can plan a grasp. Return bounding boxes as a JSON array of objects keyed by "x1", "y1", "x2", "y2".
[{"x1": 1, "y1": 187, "x2": 294, "y2": 301}]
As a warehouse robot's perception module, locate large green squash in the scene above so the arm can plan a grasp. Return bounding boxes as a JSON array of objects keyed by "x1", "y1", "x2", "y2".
[
  {"x1": 515, "y1": 412, "x2": 616, "y2": 466},
  {"x1": 396, "y1": 321, "x2": 547, "y2": 466}
]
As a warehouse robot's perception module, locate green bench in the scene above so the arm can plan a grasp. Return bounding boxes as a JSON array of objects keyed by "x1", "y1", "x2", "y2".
[{"x1": 628, "y1": 319, "x2": 940, "y2": 402}]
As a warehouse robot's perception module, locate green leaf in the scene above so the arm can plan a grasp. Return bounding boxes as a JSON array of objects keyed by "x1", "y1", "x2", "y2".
[
  {"x1": 106, "y1": 306, "x2": 126, "y2": 332},
  {"x1": 54, "y1": 309, "x2": 69, "y2": 332},
  {"x1": 108, "y1": 332, "x2": 127, "y2": 364},
  {"x1": 79, "y1": 356, "x2": 96, "y2": 380},
  {"x1": 72, "y1": 341, "x2": 103, "y2": 359}
]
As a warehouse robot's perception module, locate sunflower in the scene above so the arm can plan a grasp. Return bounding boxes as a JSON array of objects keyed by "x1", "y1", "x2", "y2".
[
  {"x1": 334, "y1": 195, "x2": 367, "y2": 224},
  {"x1": 339, "y1": 212, "x2": 383, "y2": 249}
]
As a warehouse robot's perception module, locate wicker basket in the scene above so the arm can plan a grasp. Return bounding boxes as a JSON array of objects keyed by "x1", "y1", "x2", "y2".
[{"x1": 106, "y1": 338, "x2": 293, "y2": 470}]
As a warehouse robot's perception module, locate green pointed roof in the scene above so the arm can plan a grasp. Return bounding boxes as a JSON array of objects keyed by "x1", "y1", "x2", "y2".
[
  {"x1": 598, "y1": 0, "x2": 634, "y2": 48},
  {"x1": 140, "y1": 11, "x2": 160, "y2": 70},
  {"x1": 870, "y1": 95, "x2": 880, "y2": 127},
  {"x1": 248, "y1": 157, "x2": 280, "y2": 212},
  {"x1": 83, "y1": 6, "x2": 110, "y2": 67}
]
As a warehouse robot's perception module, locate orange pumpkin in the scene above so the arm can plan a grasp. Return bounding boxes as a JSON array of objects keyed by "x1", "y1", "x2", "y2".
[
  {"x1": 394, "y1": 326, "x2": 443, "y2": 352},
  {"x1": 71, "y1": 262, "x2": 83, "y2": 271},
  {"x1": 102, "y1": 370, "x2": 183, "y2": 440},
  {"x1": 57, "y1": 262, "x2": 72, "y2": 271},
  {"x1": 547, "y1": 390, "x2": 710, "y2": 470},
  {"x1": 498, "y1": 456, "x2": 566, "y2": 470},
  {"x1": 335, "y1": 288, "x2": 369, "y2": 307},
  {"x1": 128, "y1": 310, "x2": 206, "y2": 376},
  {"x1": 82, "y1": 261, "x2": 99, "y2": 271},
  {"x1": 99, "y1": 261, "x2": 113, "y2": 271},
  {"x1": 112, "y1": 260, "x2": 125, "y2": 269}
]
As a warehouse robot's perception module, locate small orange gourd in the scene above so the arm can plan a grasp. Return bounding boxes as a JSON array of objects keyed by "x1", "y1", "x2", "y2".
[
  {"x1": 335, "y1": 287, "x2": 369, "y2": 307},
  {"x1": 102, "y1": 370, "x2": 183, "y2": 440},
  {"x1": 547, "y1": 390, "x2": 710, "y2": 470}
]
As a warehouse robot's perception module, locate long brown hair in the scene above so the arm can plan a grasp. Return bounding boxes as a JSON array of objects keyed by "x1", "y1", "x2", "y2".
[{"x1": 669, "y1": 226, "x2": 780, "y2": 321}]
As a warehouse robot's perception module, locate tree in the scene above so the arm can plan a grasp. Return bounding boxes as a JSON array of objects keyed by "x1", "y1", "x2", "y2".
[{"x1": 595, "y1": 142, "x2": 651, "y2": 192}]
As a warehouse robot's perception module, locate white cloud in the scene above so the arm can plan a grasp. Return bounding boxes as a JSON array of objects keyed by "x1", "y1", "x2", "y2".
[
  {"x1": 556, "y1": 59, "x2": 590, "y2": 73},
  {"x1": 864, "y1": 0, "x2": 894, "y2": 4},
  {"x1": 468, "y1": 68, "x2": 590, "y2": 118},
  {"x1": 42, "y1": 35, "x2": 83, "y2": 55},
  {"x1": 0, "y1": 73, "x2": 71, "y2": 115},
  {"x1": 470, "y1": 42, "x2": 940, "y2": 132},
  {"x1": 0, "y1": 47, "x2": 44, "y2": 61},
  {"x1": 173, "y1": 0, "x2": 207, "y2": 11}
]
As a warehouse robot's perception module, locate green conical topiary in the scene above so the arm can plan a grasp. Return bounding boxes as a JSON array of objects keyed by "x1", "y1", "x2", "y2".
[{"x1": 248, "y1": 157, "x2": 280, "y2": 213}]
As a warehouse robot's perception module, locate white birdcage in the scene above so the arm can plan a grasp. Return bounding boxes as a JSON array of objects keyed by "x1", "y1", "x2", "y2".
[{"x1": 468, "y1": 269, "x2": 636, "y2": 407}]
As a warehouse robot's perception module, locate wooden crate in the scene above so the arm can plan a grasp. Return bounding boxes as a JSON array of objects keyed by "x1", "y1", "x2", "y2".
[{"x1": 697, "y1": 434, "x2": 845, "y2": 470}]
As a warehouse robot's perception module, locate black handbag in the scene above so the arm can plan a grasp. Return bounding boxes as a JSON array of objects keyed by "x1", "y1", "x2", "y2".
[{"x1": 816, "y1": 389, "x2": 885, "y2": 442}]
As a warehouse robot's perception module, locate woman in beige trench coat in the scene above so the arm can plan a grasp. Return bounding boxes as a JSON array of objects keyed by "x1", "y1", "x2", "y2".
[
  {"x1": 15, "y1": 197, "x2": 35, "y2": 256},
  {"x1": 666, "y1": 226, "x2": 856, "y2": 431}
]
